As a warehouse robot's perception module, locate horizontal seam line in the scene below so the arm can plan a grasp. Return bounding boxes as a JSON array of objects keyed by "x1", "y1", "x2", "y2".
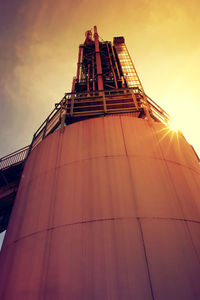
[
  {"x1": 23, "y1": 154, "x2": 200, "y2": 185},
  {"x1": 55, "y1": 155, "x2": 200, "y2": 174},
  {"x1": 4, "y1": 216, "x2": 200, "y2": 249}
]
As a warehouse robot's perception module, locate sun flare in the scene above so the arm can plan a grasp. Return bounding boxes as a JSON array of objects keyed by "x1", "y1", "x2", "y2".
[{"x1": 168, "y1": 119, "x2": 180, "y2": 132}]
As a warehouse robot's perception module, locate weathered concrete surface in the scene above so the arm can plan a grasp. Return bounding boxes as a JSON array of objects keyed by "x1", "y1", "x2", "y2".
[{"x1": 0, "y1": 115, "x2": 200, "y2": 300}]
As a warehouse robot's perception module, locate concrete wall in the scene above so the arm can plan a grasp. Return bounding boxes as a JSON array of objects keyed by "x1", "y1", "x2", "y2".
[{"x1": 0, "y1": 115, "x2": 200, "y2": 300}]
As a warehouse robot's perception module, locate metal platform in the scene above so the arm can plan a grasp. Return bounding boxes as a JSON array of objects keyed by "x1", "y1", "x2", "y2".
[{"x1": 0, "y1": 88, "x2": 169, "y2": 233}]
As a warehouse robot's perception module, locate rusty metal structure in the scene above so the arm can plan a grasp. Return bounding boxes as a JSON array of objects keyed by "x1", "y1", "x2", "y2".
[{"x1": 0, "y1": 26, "x2": 200, "y2": 300}]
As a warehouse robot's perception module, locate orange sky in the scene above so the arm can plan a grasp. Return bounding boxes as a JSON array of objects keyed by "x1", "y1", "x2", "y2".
[{"x1": 0, "y1": 0, "x2": 200, "y2": 157}]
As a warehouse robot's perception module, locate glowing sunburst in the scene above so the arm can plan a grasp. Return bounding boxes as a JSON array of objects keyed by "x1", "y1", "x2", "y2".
[{"x1": 168, "y1": 119, "x2": 180, "y2": 132}]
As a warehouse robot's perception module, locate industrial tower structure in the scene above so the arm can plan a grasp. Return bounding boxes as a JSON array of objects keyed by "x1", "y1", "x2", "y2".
[{"x1": 0, "y1": 26, "x2": 200, "y2": 300}]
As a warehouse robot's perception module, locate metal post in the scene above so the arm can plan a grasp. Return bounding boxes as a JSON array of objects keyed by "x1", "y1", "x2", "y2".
[
  {"x1": 71, "y1": 77, "x2": 76, "y2": 93},
  {"x1": 60, "y1": 96, "x2": 68, "y2": 133},
  {"x1": 106, "y1": 42, "x2": 118, "y2": 88},
  {"x1": 70, "y1": 94, "x2": 74, "y2": 117},
  {"x1": 42, "y1": 117, "x2": 49, "y2": 140},
  {"x1": 76, "y1": 46, "x2": 82, "y2": 83},
  {"x1": 103, "y1": 91, "x2": 107, "y2": 113},
  {"x1": 94, "y1": 26, "x2": 104, "y2": 91},
  {"x1": 92, "y1": 55, "x2": 95, "y2": 91},
  {"x1": 111, "y1": 44, "x2": 120, "y2": 79},
  {"x1": 87, "y1": 64, "x2": 90, "y2": 94},
  {"x1": 60, "y1": 111, "x2": 66, "y2": 133},
  {"x1": 142, "y1": 94, "x2": 152, "y2": 123},
  {"x1": 131, "y1": 89, "x2": 138, "y2": 110}
]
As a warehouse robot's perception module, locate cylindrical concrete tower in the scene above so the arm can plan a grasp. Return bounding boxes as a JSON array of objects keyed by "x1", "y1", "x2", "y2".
[
  {"x1": 0, "y1": 27, "x2": 200, "y2": 300},
  {"x1": 0, "y1": 116, "x2": 200, "y2": 299}
]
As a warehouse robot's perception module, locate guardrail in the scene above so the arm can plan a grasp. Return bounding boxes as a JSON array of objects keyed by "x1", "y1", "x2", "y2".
[
  {"x1": 146, "y1": 94, "x2": 170, "y2": 125},
  {"x1": 29, "y1": 87, "x2": 170, "y2": 152},
  {"x1": 0, "y1": 88, "x2": 170, "y2": 171},
  {"x1": 0, "y1": 146, "x2": 29, "y2": 170}
]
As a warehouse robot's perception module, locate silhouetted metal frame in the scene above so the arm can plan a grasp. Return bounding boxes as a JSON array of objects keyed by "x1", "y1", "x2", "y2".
[{"x1": 0, "y1": 88, "x2": 171, "y2": 171}]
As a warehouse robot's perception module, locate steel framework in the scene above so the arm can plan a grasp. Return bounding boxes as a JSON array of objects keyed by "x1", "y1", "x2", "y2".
[{"x1": 0, "y1": 26, "x2": 174, "y2": 233}]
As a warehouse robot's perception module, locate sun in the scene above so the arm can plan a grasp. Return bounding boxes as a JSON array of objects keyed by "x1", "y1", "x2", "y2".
[{"x1": 168, "y1": 119, "x2": 180, "y2": 132}]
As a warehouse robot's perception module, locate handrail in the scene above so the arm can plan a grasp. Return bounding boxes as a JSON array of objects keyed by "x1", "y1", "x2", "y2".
[
  {"x1": 0, "y1": 88, "x2": 171, "y2": 172},
  {"x1": 145, "y1": 93, "x2": 170, "y2": 119},
  {"x1": 28, "y1": 87, "x2": 170, "y2": 153},
  {"x1": 0, "y1": 146, "x2": 29, "y2": 170}
]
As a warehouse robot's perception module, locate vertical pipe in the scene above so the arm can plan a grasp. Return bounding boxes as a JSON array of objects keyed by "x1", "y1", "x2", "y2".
[
  {"x1": 76, "y1": 46, "x2": 82, "y2": 83},
  {"x1": 87, "y1": 64, "x2": 90, "y2": 93},
  {"x1": 94, "y1": 26, "x2": 104, "y2": 91},
  {"x1": 111, "y1": 44, "x2": 120, "y2": 79},
  {"x1": 71, "y1": 77, "x2": 76, "y2": 93},
  {"x1": 106, "y1": 42, "x2": 118, "y2": 88},
  {"x1": 79, "y1": 47, "x2": 83, "y2": 82},
  {"x1": 92, "y1": 55, "x2": 95, "y2": 91}
]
